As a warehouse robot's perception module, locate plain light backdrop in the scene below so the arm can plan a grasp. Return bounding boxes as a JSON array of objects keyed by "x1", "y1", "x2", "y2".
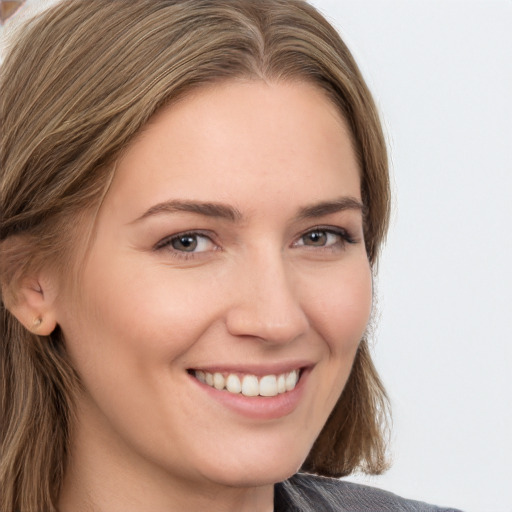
[{"x1": 2, "y1": 2, "x2": 511, "y2": 511}]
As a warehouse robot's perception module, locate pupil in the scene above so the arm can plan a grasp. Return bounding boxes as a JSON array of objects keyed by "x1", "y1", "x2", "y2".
[
  {"x1": 173, "y1": 235, "x2": 197, "y2": 251},
  {"x1": 307, "y1": 231, "x2": 326, "y2": 245}
]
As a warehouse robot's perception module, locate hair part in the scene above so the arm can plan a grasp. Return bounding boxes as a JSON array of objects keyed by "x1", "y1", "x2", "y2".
[{"x1": 0, "y1": 1, "x2": 391, "y2": 510}]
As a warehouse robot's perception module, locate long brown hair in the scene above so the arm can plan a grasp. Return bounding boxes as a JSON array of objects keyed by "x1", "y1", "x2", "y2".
[{"x1": 0, "y1": 1, "x2": 391, "y2": 510}]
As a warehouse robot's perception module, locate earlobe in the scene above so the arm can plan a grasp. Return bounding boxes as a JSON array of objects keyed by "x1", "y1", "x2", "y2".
[{"x1": 7, "y1": 276, "x2": 58, "y2": 336}]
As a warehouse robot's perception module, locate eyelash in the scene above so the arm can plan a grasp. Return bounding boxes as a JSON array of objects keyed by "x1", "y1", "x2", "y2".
[{"x1": 154, "y1": 226, "x2": 357, "y2": 260}]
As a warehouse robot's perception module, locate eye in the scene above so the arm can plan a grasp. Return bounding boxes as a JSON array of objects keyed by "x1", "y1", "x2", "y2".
[
  {"x1": 294, "y1": 227, "x2": 355, "y2": 249},
  {"x1": 155, "y1": 232, "x2": 217, "y2": 255},
  {"x1": 301, "y1": 230, "x2": 331, "y2": 247}
]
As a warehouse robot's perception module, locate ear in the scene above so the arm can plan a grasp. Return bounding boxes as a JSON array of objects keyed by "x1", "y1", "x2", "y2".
[{"x1": 7, "y1": 275, "x2": 58, "y2": 336}]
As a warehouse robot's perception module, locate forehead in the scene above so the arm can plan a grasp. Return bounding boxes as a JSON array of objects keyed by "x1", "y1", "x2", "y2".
[{"x1": 105, "y1": 80, "x2": 361, "y2": 220}]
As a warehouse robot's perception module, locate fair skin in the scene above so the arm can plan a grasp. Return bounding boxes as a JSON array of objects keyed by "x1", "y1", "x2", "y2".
[{"x1": 36, "y1": 81, "x2": 372, "y2": 511}]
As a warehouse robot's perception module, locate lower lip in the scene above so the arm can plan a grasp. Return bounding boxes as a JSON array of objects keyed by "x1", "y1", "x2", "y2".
[{"x1": 189, "y1": 370, "x2": 309, "y2": 421}]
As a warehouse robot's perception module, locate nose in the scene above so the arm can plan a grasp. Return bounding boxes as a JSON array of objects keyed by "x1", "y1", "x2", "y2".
[{"x1": 225, "y1": 250, "x2": 309, "y2": 345}]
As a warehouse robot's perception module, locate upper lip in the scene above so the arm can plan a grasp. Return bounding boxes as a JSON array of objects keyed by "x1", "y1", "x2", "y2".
[{"x1": 187, "y1": 360, "x2": 314, "y2": 377}]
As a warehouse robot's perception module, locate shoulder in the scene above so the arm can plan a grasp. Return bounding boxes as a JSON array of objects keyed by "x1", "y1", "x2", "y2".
[{"x1": 274, "y1": 473, "x2": 464, "y2": 512}]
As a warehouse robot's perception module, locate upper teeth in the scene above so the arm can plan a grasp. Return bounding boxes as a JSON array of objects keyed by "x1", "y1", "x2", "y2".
[{"x1": 194, "y1": 370, "x2": 300, "y2": 397}]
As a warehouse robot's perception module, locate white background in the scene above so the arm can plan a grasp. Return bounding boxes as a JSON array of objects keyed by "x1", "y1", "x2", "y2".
[{"x1": 2, "y1": 2, "x2": 511, "y2": 511}]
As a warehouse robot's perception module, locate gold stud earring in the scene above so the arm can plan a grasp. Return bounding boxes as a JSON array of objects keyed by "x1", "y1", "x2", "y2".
[{"x1": 33, "y1": 317, "x2": 43, "y2": 329}]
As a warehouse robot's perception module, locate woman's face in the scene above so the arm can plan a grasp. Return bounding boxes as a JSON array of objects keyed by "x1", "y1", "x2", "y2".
[{"x1": 55, "y1": 81, "x2": 372, "y2": 495}]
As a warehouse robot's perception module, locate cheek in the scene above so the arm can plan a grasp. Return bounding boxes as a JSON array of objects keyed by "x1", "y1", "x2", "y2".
[
  {"x1": 56, "y1": 261, "x2": 220, "y2": 433},
  {"x1": 74, "y1": 251, "x2": 214, "y2": 345},
  {"x1": 304, "y1": 260, "x2": 373, "y2": 355},
  {"x1": 288, "y1": 259, "x2": 372, "y2": 440},
  {"x1": 56, "y1": 259, "x2": 213, "y2": 403}
]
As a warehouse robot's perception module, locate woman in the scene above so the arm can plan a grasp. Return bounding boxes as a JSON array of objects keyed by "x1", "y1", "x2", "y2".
[{"x1": 0, "y1": 1, "x2": 461, "y2": 511}]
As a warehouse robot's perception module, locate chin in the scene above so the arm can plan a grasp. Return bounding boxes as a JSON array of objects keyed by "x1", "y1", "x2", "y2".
[
  {"x1": 194, "y1": 445, "x2": 308, "y2": 489},
  {"x1": 207, "y1": 462, "x2": 302, "y2": 489}
]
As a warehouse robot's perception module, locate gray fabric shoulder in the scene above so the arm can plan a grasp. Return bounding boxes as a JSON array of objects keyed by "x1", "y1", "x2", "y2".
[{"x1": 274, "y1": 473, "x2": 464, "y2": 512}]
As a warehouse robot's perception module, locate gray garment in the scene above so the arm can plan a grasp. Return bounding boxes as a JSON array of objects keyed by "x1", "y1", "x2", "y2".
[{"x1": 274, "y1": 473, "x2": 464, "y2": 512}]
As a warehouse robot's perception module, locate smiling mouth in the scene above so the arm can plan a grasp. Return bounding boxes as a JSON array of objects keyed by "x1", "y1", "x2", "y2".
[{"x1": 189, "y1": 369, "x2": 302, "y2": 397}]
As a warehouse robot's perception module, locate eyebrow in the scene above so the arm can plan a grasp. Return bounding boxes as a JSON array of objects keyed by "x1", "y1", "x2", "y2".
[
  {"x1": 296, "y1": 197, "x2": 365, "y2": 220},
  {"x1": 133, "y1": 200, "x2": 243, "y2": 223},
  {"x1": 132, "y1": 196, "x2": 364, "y2": 224}
]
